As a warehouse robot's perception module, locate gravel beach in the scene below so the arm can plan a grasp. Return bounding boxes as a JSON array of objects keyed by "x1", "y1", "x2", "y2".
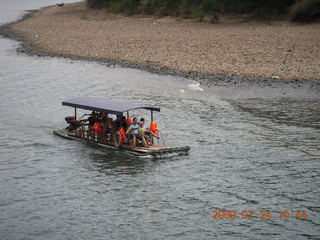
[{"x1": 2, "y1": 1, "x2": 320, "y2": 82}]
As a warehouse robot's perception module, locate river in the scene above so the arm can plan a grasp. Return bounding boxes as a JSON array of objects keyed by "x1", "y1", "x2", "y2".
[{"x1": 0, "y1": 1, "x2": 319, "y2": 239}]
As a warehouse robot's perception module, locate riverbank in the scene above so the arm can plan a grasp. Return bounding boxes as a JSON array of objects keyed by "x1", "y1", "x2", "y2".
[{"x1": 1, "y1": 1, "x2": 320, "y2": 85}]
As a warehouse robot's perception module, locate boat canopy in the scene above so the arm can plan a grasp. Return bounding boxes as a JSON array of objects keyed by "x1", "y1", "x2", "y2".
[{"x1": 62, "y1": 96, "x2": 160, "y2": 115}]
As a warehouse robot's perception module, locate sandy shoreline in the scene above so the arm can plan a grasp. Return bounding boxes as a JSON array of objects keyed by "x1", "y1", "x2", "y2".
[{"x1": 1, "y1": 1, "x2": 320, "y2": 84}]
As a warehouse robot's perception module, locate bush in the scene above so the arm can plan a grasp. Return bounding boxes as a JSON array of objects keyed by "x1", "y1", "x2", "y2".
[
  {"x1": 192, "y1": 8, "x2": 205, "y2": 22},
  {"x1": 137, "y1": 0, "x2": 153, "y2": 14},
  {"x1": 289, "y1": 0, "x2": 320, "y2": 22},
  {"x1": 85, "y1": 0, "x2": 319, "y2": 22},
  {"x1": 86, "y1": 0, "x2": 105, "y2": 8}
]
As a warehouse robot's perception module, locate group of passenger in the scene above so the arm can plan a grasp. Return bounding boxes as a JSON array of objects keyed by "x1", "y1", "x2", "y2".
[
  {"x1": 125, "y1": 117, "x2": 159, "y2": 149},
  {"x1": 85, "y1": 111, "x2": 159, "y2": 149}
]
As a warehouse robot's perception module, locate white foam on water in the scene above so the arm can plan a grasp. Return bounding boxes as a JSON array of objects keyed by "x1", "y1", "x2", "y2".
[{"x1": 187, "y1": 82, "x2": 204, "y2": 92}]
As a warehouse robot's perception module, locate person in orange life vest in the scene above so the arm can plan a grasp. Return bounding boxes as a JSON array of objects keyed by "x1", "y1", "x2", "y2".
[
  {"x1": 139, "y1": 118, "x2": 159, "y2": 145},
  {"x1": 114, "y1": 116, "x2": 127, "y2": 147}
]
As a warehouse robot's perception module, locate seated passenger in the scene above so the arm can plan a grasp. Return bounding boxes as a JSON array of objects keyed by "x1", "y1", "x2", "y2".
[
  {"x1": 65, "y1": 116, "x2": 80, "y2": 131},
  {"x1": 138, "y1": 120, "x2": 159, "y2": 146},
  {"x1": 97, "y1": 112, "x2": 103, "y2": 121},
  {"x1": 126, "y1": 117, "x2": 148, "y2": 148}
]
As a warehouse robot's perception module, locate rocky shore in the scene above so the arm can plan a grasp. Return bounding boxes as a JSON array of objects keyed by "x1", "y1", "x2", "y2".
[{"x1": 1, "y1": 1, "x2": 320, "y2": 87}]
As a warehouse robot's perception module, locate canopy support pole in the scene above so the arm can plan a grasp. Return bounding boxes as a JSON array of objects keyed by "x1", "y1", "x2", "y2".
[
  {"x1": 151, "y1": 110, "x2": 153, "y2": 122},
  {"x1": 74, "y1": 107, "x2": 78, "y2": 137},
  {"x1": 127, "y1": 111, "x2": 129, "y2": 118}
]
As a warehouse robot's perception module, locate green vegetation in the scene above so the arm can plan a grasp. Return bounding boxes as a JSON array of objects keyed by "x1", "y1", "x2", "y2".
[
  {"x1": 290, "y1": 0, "x2": 320, "y2": 21},
  {"x1": 86, "y1": 0, "x2": 320, "y2": 22}
]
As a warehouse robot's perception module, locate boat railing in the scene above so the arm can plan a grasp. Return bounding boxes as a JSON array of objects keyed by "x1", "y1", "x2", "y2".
[
  {"x1": 75, "y1": 122, "x2": 113, "y2": 145},
  {"x1": 158, "y1": 130, "x2": 166, "y2": 146}
]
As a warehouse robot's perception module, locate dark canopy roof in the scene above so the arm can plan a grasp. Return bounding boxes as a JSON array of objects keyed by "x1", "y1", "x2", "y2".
[{"x1": 62, "y1": 96, "x2": 160, "y2": 115}]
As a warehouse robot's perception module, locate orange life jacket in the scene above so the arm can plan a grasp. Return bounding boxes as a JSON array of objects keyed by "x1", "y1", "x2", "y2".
[
  {"x1": 119, "y1": 127, "x2": 126, "y2": 144},
  {"x1": 92, "y1": 122, "x2": 98, "y2": 132},
  {"x1": 125, "y1": 117, "x2": 133, "y2": 125},
  {"x1": 93, "y1": 122, "x2": 102, "y2": 134},
  {"x1": 149, "y1": 122, "x2": 158, "y2": 135}
]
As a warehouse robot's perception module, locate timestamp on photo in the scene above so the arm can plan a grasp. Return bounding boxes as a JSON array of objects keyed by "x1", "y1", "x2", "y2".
[{"x1": 210, "y1": 210, "x2": 308, "y2": 220}]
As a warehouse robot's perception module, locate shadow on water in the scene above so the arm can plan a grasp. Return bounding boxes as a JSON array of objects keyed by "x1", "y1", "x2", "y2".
[
  {"x1": 77, "y1": 141, "x2": 158, "y2": 176},
  {"x1": 79, "y1": 141, "x2": 186, "y2": 176}
]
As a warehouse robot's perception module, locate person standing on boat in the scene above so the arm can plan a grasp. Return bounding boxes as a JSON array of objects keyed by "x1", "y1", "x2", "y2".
[
  {"x1": 126, "y1": 117, "x2": 139, "y2": 148},
  {"x1": 88, "y1": 111, "x2": 97, "y2": 140},
  {"x1": 113, "y1": 116, "x2": 126, "y2": 147},
  {"x1": 101, "y1": 114, "x2": 112, "y2": 143},
  {"x1": 88, "y1": 111, "x2": 96, "y2": 127}
]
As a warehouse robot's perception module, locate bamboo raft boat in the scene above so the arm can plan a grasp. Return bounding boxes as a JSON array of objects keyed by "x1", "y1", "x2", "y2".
[{"x1": 53, "y1": 97, "x2": 190, "y2": 158}]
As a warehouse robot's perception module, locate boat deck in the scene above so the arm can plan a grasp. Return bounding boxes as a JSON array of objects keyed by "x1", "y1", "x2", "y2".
[
  {"x1": 53, "y1": 128, "x2": 190, "y2": 158},
  {"x1": 121, "y1": 144, "x2": 171, "y2": 153}
]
